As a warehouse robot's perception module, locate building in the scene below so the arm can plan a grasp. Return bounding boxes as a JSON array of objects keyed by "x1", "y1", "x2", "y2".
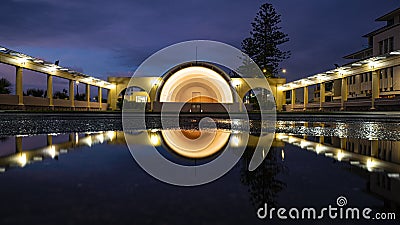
[
  {"x1": 107, "y1": 61, "x2": 286, "y2": 112},
  {"x1": 0, "y1": 47, "x2": 286, "y2": 112},
  {"x1": 281, "y1": 8, "x2": 400, "y2": 111}
]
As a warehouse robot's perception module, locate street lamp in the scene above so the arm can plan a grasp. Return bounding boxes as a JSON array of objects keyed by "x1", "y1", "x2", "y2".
[{"x1": 282, "y1": 69, "x2": 287, "y2": 74}]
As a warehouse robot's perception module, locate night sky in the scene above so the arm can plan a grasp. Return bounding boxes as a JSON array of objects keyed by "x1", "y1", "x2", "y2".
[{"x1": 0, "y1": 0, "x2": 399, "y2": 92}]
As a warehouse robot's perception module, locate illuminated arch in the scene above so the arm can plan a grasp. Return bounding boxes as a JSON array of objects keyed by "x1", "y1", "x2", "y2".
[{"x1": 159, "y1": 66, "x2": 234, "y2": 103}]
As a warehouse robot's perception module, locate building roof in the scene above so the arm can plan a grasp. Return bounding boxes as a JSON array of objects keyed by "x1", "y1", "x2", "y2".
[
  {"x1": 362, "y1": 23, "x2": 399, "y2": 37},
  {"x1": 376, "y1": 7, "x2": 400, "y2": 21},
  {"x1": 343, "y1": 47, "x2": 372, "y2": 60}
]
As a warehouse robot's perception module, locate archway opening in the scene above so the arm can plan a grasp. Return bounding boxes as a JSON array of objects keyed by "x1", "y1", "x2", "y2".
[
  {"x1": 121, "y1": 86, "x2": 151, "y2": 110},
  {"x1": 243, "y1": 87, "x2": 274, "y2": 111}
]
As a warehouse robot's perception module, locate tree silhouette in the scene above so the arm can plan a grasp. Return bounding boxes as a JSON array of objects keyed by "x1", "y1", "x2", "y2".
[
  {"x1": 25, "y1": 88, "x2": 45, "y2": 97},
  {"x1": 242, "y1": 3, "x2": 290, "y2": 78},
  {"x1": 0, "y1": 77, "x2": 12, "y2": 94},
  {"x1": 54, "y1": 89, "x2": 69, "y2": 99}
]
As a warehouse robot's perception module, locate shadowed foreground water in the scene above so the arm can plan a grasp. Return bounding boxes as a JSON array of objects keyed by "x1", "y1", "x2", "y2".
[{"x1": 0, "y1": 114, "x2": 399, "y2": 225}]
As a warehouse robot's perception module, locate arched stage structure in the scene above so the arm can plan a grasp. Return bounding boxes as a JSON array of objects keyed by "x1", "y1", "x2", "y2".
[{"x1": 108, "y1": 62, "x2": 286, "y2": 112}]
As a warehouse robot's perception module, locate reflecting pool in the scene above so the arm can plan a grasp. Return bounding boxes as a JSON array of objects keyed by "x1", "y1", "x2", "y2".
[{"x1": 0, "y1": 116, "x2": 399, "y2": 224}]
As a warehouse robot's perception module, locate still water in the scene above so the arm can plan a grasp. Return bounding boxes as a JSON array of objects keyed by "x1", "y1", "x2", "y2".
[{"x1": 0, "y1": 114, "x2": 399, "y2": 225}]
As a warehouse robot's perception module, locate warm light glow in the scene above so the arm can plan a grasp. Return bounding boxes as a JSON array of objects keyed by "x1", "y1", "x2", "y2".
[
  {"x1": 160, "y1": 66, "x2": 234, "y2": 103},
  {"x1": 106, "y1": 131, "x2": 115, "y2": 141},
  {"x1": 18, "y1": 153, "x2": 27, "y2": 167},
  {"x1": 149, "y1": 133, "x2": 161, "y2": 146},
  {"x1": 281, "y1": 149, "x2": 285, "y2": 161},
  {"x1": 282, "y1": 69, "x2": 287, "y2": 73},
  {"x1": 83, "y1": 137, "x2": 92, "y2": 147},
  {"x1": 96, "y1": 134, "x2": 104, "y2": 144},
  {"x1": 390, "y1": 51, "x2": 400, "y2": 55},
  {"x1": 337, "y1": 151, "x2": 346, "y2": 161},
  {"x1": 315, "y1": 144, "x2": 327, "y2": 154},
  {"x1": 47, "y1": 145, "x2": 57, "y2": 159},
  {"x1": 366, "y1": 159, "x2": 376, "y2": 172},
  {"x1": 368, "y1": 61, "x2": 377, "y2": 69},
  {"x1": 231, "y1": 79, "x2": 241, "y2": 87}
]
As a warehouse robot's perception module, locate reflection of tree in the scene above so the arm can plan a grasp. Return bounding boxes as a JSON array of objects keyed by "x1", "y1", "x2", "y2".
[{"x1": 241, "y1": 146, "x2": 286, "y2": 208}]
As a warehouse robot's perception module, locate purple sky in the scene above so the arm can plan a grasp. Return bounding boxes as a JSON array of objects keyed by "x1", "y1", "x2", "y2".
[{"x1": 0, "y1": 0, "x2": 399, "y2": 92}]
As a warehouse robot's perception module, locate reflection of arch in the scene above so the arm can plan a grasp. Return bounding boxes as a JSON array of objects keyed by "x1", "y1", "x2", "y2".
[
  {"x1": 161, "y1": 129, "x2": 231, "y2": 158},
  {"x1": 157, "y1": 62, "x2": 234, "y2": 103}
]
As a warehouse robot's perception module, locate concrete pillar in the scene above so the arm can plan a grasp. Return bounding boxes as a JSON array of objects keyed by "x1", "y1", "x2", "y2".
[
  {"x1": 371, "y1": 71, "x2": 379, "y2": 110},
  {"x1": 108, "y1": 84, "x2": 117, "y2": 110},
  {"x1": 275, "y1": 84, "x2": 284, "y2": 112},
  {"x1": 16, "y1": 66, "x2": 23, "y2": 105},
  {"x1": 319, "y1": 83, "x2": 325, "y2": 110},
  {"x1": 340, "y1": 77, "x2": 348, "y2": 111},
  {"x1": 291, "y1": 89, "x2": 296, "y2": 111},
  {"x1": 98, "y1": 87, "x2": 102, "y2": 108},
  {"x1": 15, "y1": 136, "x2": 22, "y2": 153},
  {"x1": 47, "y1": 74, "x2": 53, "y2": 106},
  {"x1": 86, "y1": 84, "x2": 90, "y2": 109},
  {"x1": 303, "y1": 86, "x2": 308, "y2": 111},
  {"x1": 69, "y1": 80, "x2": 75, "y2": 108}
]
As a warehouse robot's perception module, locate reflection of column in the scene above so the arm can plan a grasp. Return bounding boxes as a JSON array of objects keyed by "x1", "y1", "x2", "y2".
[
  {"x1": 340, "y1": 77, "x2": 348, "y2": 111},
  {"x1": 15, "y1": 136, "x2": 22, "y2": 153},
  {"x1": 47, "y1": 74, "x2": 53, "y2": 107},
  {"x1": 319, "y1": 136, "x2": 324, "y2": 144},
  {"x1": 371, "y1": 71, "x2": 379, "y2": 110},
  {"x1": 69, "y1": 133, "x2": 74, "y2": 142},
  {"x1": 69, "y1": 80, "x2": 75, "y2": 108},
  {"x1": 47, "y1": 134, "x2": 53, "y2": 146},
  {"x1": 16, "y1": 66, "x2": 23, "y2": 105},
  {"x1": 98, "y1": 87, "x2": 102, "y2": 109},
  {"x1": 340, "y1": 138, "x2": 347, "y2": 150},
  {"x1": 86, "y1": 84, "x2": 90, "y2": 109},
  {"x1": 291, "y1": 89, "x2": 295, "y2": 111},
  {"x1": 371, "y1": 140, "x2": 378, "y2": 157},
  {"x1": 319, "y1": 83, "x2": 325, "y2": 111},
  {"x1": 303, "y1": 86, "x2": 308, "y2": 111}
]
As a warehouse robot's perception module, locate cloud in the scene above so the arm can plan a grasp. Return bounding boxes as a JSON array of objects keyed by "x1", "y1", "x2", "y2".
[{"x1": 0, "y1": 0, "x2": 399, "y2": 84}]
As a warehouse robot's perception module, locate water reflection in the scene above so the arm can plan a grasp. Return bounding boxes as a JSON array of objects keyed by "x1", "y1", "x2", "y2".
[
  {"x1": 0, "y1": 119, "x2": 399, "y2": 217},
  {"x1": 0, "y1": 131, "x2": 120, "y2": 172},
  {"x1": 276, "y1": 132, "x2": 400, "y2": 210}
]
